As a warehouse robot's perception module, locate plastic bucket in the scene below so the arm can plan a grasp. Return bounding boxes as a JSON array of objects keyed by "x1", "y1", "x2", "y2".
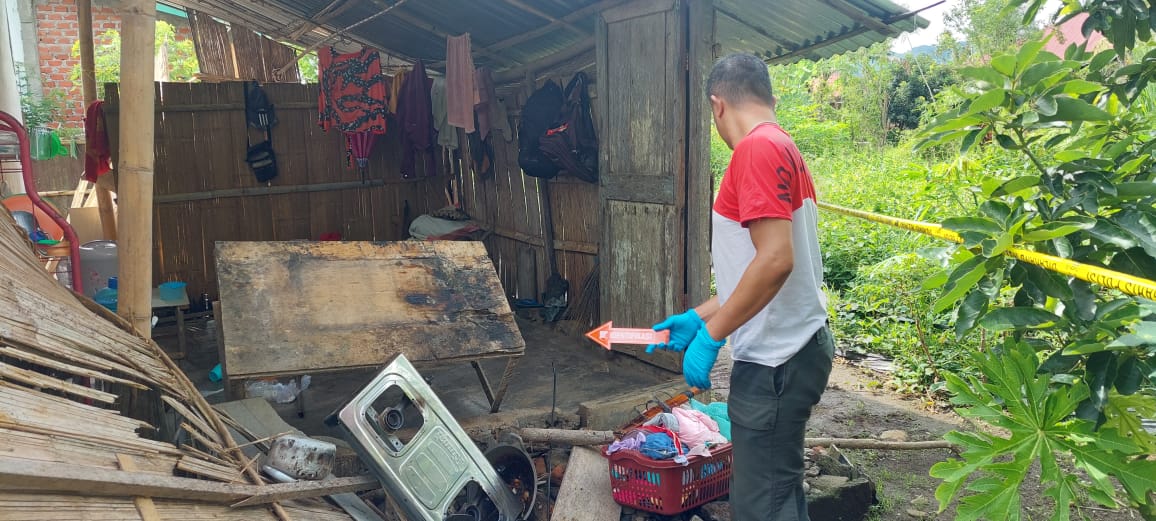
[{"x1": 158, "y1": 281, "x2": 187, "y2": 301}]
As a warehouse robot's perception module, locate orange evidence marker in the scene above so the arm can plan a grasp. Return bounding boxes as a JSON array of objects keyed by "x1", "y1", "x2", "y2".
[{"x1": 585, "y1": 321, "x2": 670, "y2": 350}]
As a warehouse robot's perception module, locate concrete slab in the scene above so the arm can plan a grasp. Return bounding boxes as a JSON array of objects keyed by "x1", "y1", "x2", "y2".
[{"x1": 550, "y1": 446, "x2": 620, "y2": 521}]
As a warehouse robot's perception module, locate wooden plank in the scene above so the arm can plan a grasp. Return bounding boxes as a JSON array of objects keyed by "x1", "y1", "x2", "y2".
[
  {"x1": 549, "y1": 447, "x2": 620, "y2": 521},
  {"x1": 0, "y1": 457, "x2": 377, "y2": 504},
  {"x1": 603, "y1": 201, "x2": 681, "y2": 371},
  {"x1": 116, "y1": 454, "x2": 162, "y2": 521},
  {"x1": 216, "y1": 241, "x2": 525, "y2": 378},
  {"x1": 601, "y1": 0, "x2": 676, "y2": 25},
  {"x1": 686, "y1": 0, "x2": 714, "y2": 307}
]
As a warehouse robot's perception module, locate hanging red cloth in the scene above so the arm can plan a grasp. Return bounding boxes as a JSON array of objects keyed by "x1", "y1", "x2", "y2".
[
  {"x1": 82, "y1": 101, "x2": 111, "y2": 183},
  {"x1": 318, "y1": 46, "x2": 388, "y2": 134}
]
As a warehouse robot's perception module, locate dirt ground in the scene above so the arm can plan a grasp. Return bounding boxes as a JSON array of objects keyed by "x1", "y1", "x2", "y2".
[{"x1": 812, "y1": 360, "x2": 1141, "y2": 521}]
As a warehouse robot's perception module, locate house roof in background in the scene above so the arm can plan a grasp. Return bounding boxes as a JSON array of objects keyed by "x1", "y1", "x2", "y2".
[{"x1": 161, "y1": 0, "x2": 928, "y2": 81}]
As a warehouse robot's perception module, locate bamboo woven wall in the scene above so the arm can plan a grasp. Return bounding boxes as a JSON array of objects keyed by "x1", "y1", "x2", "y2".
[
  {"x1": 458, "y1": 78, "x2": 601, "y2": 330},
  {"x1": 104, "y1": 82, "x2": 444, "y2": 302}
]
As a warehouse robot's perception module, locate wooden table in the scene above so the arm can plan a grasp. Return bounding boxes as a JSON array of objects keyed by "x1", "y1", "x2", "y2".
[
  {"x1": 152, "y1": 287, "x2": 189, "y2": 359},
  {"x1": 214, "y1": 241, "x2": 525, "y2": 413}
]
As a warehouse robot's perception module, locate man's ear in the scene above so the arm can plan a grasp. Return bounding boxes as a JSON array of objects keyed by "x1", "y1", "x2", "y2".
[{"x1": 709, "y1": 94, "x2": 724, "y2": 119}]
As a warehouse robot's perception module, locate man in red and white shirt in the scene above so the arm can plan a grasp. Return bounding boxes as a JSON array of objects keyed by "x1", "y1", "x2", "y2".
[{"x1": 649, "y1": 53, "x2": 834, "y2": 521}]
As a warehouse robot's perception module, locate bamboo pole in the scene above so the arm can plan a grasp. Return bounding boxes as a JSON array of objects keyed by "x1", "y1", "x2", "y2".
[
  {"x1": 116, "y1": 0, "x2": 155, "y2": 336},
  {"x1": 77, "y1": 0, "x2": 118, "y2": 241},
  {"x1": 518, "y1": 428, "x2": 960, "y2": 451}
]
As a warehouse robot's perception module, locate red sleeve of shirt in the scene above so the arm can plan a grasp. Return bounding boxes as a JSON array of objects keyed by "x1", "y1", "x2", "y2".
[{"x1": 728, "y1": 133, "x2": 799, "y2": 227}]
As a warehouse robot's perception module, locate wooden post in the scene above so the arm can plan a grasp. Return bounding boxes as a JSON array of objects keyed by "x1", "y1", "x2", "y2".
[
  {"x1": 77, "y1": 0, "x2": 118, "y2": 241},
  {"x1": 116, "y1": 0, "x2": 155, "y2": 336}
]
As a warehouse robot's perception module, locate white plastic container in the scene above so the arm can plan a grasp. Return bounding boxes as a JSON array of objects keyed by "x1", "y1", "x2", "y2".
[{"x1": 79, "y1": 240, "x2": 118, "y2": 298}]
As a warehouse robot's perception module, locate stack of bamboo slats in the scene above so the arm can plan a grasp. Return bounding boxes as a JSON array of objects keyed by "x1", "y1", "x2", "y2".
[{"x1": 0, "y1": 213, "x2": 354, "y2": 520}]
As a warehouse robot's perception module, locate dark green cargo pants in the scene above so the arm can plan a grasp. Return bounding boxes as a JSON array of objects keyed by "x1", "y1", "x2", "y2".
[{"x1": 728, "y1": 326, "x2": 834, "y2": 521}]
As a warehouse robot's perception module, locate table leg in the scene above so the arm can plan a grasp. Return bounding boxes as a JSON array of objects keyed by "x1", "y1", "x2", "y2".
[
  {"x1": 471, "y1": 361, "x2": 496, "y2": 407},
  {"x1": 488, "y1": 356, "x2": 520, "y2": 413},
  {"x1": 174, "y1": 307, "x2": 187, "y2": 360}
]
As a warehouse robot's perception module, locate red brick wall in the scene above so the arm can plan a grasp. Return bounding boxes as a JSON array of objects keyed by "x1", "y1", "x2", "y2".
[{"x1": 34, "y1": 0, "x2": 191, "y2": 126}]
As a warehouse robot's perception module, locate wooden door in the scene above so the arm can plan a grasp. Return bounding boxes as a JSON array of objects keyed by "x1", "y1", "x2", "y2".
[{"x1": 597, "y1": 0, "x2": 688, "y2": 371}]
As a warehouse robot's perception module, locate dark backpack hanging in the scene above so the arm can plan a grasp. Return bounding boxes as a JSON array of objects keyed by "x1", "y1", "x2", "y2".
[
  {"x1": 539, "y1": 72, "x2": 598, "y2": 183},
  {"x1": 243, "y1": 81, "x2": 279, "y2": 182},
  {"x1": 517, "y1": 80, "x2": 564, "y2": 179}
]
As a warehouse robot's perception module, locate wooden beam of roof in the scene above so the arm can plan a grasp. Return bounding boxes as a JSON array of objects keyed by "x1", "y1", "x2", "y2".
[
  {"x1": 486, "y1": 0, "x2": 625, "y2": 53},
  {"x1": 819, "y1": 0, "x2": 899, "y2": 36},
  {"x1": 499, "y1": 0, "x2": 587, "y2": 37},
  {"x1": 716, "y1": 6, "x2": 798, "y2": 51},
  {"x1": 366, "y1": 0, "x2": 522, "y2": 67},
  {"x1": 493, "y1": 36, "x2": 595, "y2": 84}
]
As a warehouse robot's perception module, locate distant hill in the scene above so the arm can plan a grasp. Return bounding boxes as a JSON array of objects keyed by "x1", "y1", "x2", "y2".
[{"x1": 893, "y1": 44, "x2": 954, "y2": 63}]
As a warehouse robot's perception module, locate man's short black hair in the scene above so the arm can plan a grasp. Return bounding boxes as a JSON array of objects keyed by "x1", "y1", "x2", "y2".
[{"x1": 706, "y1": 53, "x2": 775, "y2": 107}]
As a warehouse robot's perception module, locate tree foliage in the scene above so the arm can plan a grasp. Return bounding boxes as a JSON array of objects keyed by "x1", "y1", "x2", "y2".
[
  {"x1": 919, "y1": 1, "x2": 1156, "y2": 518},
  {"x1": 70, "y1": 21, "x2": 200, "y2": 98}
]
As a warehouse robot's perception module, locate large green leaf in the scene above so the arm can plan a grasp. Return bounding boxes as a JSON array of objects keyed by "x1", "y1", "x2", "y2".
[
  {"x1": 942, "y1": 216, "x2": 1003, "y2": 235},
  {"x1": 992, "y1": 176, "x2": 1041, "y2": 197},
  {"x1": 1045, "y1": 96, "x2": 1114, "y2": 122},
  {"x1": 968, "y1": 89, "x2": 1007, "y2": 114},
  {"x1": 992, "y1": 54, "x2": 1018, "y2": 77},
  {"x1": 1021, "y1": 218, "x2": 1096, "y2": 241},
  {"x1": 933, "y1": 257, "x2": 989, "y2": 313},
  {"x1": 1108, "y1": 321, "x2": 1156, "y2": 349},
  {"x1": 960, "y1": 66, "x2": 1009, "y2": 88},
  {"x1": 979, "y1": 307, "x2": 1065, "y2": 331},
  {"x1": 1115, "y1": 210, "x2": 1156, "y2": 258},
  {"x1": 1109, "y1": 247, "x2": 1156, "y2": 279}
]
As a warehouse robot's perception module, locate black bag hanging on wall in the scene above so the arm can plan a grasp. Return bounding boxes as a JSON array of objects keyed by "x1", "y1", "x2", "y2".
[
  {"x1": 517, "y1": 80, "x2": 564, "y2": 179},
  {"x1": 539, "y1": 72, "x2": 598, "y2": 183},
  {"x1": 243, "y1": 81, "x2": 279, "y2": 182}
]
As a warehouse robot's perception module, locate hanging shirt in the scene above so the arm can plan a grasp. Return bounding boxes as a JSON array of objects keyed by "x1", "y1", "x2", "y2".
[
  {"x1": 318, "y1": 46, "x2": 388, "y2": 134},
  {"x1": 445, "y1": 34, "x2": 477, "y2": 132},
  {"x1": 430, "y1": 77, "x2": 459, "y2": 150},
  {"x1": 475, "y1": 67, "x2": 512, "y2": 141},
  {"x1": 712, "y1": 123, "x2": 827, "y2": 368},
  {"x1": 397, "y1": 60, "x2": 435, "y2": 178}
]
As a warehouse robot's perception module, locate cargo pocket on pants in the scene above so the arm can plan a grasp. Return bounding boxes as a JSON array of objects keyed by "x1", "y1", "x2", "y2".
[{"x1": 728, "y1": 361, "x2": 783, "y2": 431}]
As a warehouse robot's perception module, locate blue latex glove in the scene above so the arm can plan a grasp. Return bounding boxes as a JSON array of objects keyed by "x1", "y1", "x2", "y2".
[
  {"x1": 646, "y1": 309, "x2": 704, "y2": 353},
  {"x1": 683, "y1": 326, "x2": 725, "y2": 389}
]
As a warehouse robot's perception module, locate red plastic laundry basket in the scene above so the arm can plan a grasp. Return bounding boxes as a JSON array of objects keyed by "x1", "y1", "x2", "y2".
[{"x1": 604, "y1": 443, "x2": 732, "y2": 516}]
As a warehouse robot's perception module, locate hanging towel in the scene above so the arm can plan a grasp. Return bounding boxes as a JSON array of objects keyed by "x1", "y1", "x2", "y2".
[
  {"x1": 445, "y1": 33, "x2": 477, "y2": 132},
  {"x1": 318, "y1": 46, "x2": 388, "y2": 134},
  {"x1": 82, "y1": 101, "x2": 111, "y2": 182},
  {"x1": 431, "y1": 77, "x2": 458, "y2": 150},
  {"x1": 397, "y1": 60, "x2": 435, "y2": 178}
]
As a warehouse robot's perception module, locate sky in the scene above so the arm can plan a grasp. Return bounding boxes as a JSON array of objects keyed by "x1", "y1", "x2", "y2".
[
  {"x1": 890, "y1": 0, "x2": 1064, "y2": 53},
  {"x1": 890, "y1": 0, "x2": 963, "y2": 53}
]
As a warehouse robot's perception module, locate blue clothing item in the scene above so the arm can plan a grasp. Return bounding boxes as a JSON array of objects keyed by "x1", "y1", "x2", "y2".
[
  {"x1": 639, "y1": 432, "x2": 688, "y2": 460},
  {"x1": 684, "y1": 327, "x2": 725, "y2": 389},
  {"x1": 647, "y1": 309, "x2": 704, "y2": 353}
]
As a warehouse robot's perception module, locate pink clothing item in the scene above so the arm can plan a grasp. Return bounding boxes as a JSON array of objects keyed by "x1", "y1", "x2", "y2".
[
  {"x1": 445, "y1": 33, "x2": 477, "y2": 132},
  {"x1": 672, "y1": 406, "x2": 728, "y2": 450}
]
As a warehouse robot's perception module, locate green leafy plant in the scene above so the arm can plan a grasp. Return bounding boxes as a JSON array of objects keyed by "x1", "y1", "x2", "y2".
[
  {"x1": 918, "y1": 1, "x2": 1156, "y2": 517},
  {"x1": 933, "y1": 340, "x2": 1156, "y2": 521},
  {"x1": 14, "y1": 64, "x2": 67, "y2": 130}
]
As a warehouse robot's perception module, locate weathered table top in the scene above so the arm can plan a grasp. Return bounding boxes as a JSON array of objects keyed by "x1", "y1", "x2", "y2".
[{"x1": 215, "y1": 240, "x2": 524, "y2": 378}]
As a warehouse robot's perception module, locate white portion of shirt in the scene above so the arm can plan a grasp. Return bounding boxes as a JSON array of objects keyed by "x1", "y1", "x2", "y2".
[{"x1": 711, "y1": 200, "x2": 828, "y2": 367}]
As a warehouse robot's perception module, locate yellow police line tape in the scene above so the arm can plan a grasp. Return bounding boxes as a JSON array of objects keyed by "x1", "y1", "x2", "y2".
[{"x1": 816, "y1": 202, "x2": 1156, "y2": 302}]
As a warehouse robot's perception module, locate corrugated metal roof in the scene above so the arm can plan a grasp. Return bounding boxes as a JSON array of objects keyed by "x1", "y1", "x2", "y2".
[{"x1": 162, "y1": 0, "x2": 927, "y2": 78}]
